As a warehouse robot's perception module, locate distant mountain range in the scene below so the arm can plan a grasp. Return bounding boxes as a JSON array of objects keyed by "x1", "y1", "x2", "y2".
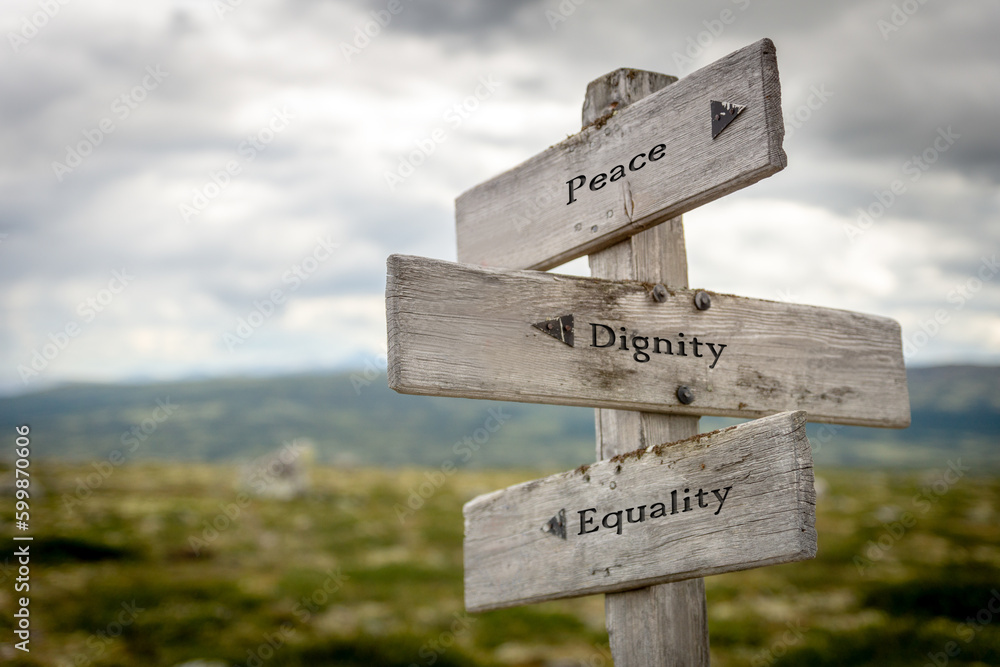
[{"x1": 0, "y1": 365, "x2": 997, "y2": 470}]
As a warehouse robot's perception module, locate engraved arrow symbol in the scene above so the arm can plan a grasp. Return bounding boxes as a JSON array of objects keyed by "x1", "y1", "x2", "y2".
[
  {"x1": 532, "y1": 314, "x2": 574, "y2": 347},
  {"x1": 541, "y1": 509, "x2": 567, "y2": 539},
  {"x1": 711, "y1": 100, "x2": 747, "y2": 139}
]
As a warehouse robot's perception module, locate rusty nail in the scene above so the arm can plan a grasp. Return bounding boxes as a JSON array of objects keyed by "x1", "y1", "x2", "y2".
[
  {"x1": 676, "y1": 385, "x2": 695, "y2": 405},
  {"x1": 652, "y1": 284, "x2": 668, "y2": 303},
  {"x1": 694, "y1": 291, "x2": 711, "y2": 310}
]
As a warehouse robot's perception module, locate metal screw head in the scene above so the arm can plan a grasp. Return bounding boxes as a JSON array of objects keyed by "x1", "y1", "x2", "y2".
[
  {"x1": 694, "y1": 290, "x2": 711, "y2": 311},
  {"x1": 652, "y1": 284, "x2": 668, "y2": 303},
  {"x1": 676, "y1": 385, "x2": 695, "y2": 405}
]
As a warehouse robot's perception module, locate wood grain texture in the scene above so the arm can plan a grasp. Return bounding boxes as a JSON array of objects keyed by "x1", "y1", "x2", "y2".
[
  {"x1": 581, "y1": 69, "x2": 678, "y2": 129},
  {"x1": 605, "y1": 580, "x2": 709, "y2": 667},
  {"x1": 386, "y1": 254, "x2": 911, "y2": 428},
  {"x1": 588, "y1": 218, "x2": 689, "y2": 291},
  {"x1": 455, "y1": 38, "x2": 786, "y2": 271},
  {"x1": 589, "y1": 220, "x2": 696, "y2": 460},
  {"x1": 462, "y1": 411, "x2": 817, "y2": 612},
  {"x1": 590, "y1": 219, "x2": 708, "y2": 667}
]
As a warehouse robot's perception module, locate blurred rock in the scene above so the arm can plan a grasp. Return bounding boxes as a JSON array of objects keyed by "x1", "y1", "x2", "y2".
[{"x1": 238, "y1": 438, "x2": 314, "y2": 500}]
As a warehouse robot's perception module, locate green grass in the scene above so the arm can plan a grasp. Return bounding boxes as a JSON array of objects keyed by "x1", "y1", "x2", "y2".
[
  {"x1": 0, "y1": 462, "x2": 998, "y2": 666},
  {"x1": 2, "y1": 366, "x2": 998, "y2": 470}
]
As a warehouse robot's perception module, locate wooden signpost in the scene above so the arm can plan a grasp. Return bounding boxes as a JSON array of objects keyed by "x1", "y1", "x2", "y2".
[
  {"x1": 387, "y1": 254, "x2": 909, "y2": 427},
  {"x1": 385, "y1": 37, "x2": 909, "y2": 666},
  {"x1": 464, "y1": 411, "x2": 816, "y2": 612},
  {"x1": 455, "y1": 39, "x2": 784, "y2": 271}
]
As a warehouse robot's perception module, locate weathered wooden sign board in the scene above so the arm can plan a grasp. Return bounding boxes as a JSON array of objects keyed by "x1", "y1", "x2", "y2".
[
  {"x1": 386, "y1": 254, "x2": 910, "y2": 428},
  {"x1": 464, "y1": 411, "x2": 816, "y2": 612},
  {"x1": 385, "y1": 37, "x2": 910, "y2": 666},
  {"x1": 455, "y1": 38, "x2": 785, "y2": 271}
]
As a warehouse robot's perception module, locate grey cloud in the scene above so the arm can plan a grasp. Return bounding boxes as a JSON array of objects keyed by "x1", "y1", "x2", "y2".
[
  {"x1": 335, "y1": 0, "x2": 541, "y2": 39},
  {"x1": 1, "y1": 0, "x2": 998, "y2": 392}
]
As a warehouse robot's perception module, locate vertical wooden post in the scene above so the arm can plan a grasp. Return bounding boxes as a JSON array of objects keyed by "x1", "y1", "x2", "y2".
[{"x1": 584, "y1": 69, "x2": 710, "y2": 667}]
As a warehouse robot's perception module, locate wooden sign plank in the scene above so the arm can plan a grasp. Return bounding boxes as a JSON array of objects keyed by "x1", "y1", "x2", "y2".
[
  {"x1": 386, "y1": 254, "x2": 910, "y2": 428},
  {"x1": 463, "y1": 411, "x2": 816, "y2": 612},
  {"x1": 455, "y1": 38, "x2": 786, "y2": 271}
]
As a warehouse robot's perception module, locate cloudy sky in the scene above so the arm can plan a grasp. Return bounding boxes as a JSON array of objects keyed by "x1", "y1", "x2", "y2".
[{"x1": 1, "y1": 0, "x2": 998, "y2": 396}]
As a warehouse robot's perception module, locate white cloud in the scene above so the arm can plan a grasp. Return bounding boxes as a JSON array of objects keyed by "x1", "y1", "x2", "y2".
[{"x1": 1, "y1": 0, "x2": 998, "y2": 395}]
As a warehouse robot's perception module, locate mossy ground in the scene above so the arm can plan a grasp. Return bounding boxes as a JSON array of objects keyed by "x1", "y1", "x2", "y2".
[{"x1": 1, "y1": 462, "x2": 998, "y2": 666}]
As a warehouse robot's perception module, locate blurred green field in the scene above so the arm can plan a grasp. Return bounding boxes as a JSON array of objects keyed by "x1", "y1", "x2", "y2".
[{"x1": 1, "y1": 461, "x2": 998, "y2": 666}]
